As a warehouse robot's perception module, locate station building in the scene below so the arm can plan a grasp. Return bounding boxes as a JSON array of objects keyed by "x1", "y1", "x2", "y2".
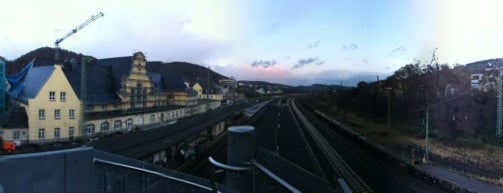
[{"x1": 1, "y1": 52, "x2": 222, "y2": 145}]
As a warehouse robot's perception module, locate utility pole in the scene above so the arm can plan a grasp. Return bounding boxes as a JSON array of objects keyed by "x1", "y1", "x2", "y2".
[
  {"x1": 79, "y1": 56, "x2": 91, "y2": 142},
  {"x1": 497, "y1": 66, "x2": 502, "y2": 138},
  {"x1": 424, "y1": 108, "x2": 429, "y2": 164},
  {"x1": 385, "y1": 87, "x2": 392, "y2": 145}
]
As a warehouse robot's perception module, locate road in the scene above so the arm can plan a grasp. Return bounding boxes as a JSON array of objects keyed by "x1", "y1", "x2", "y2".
[{"x1": 251, "y1": 98, "x2": 450, "y2": 193}]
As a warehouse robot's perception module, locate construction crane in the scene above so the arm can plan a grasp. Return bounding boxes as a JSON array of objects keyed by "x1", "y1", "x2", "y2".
[{"x1": 54, "y1": 12, "x2": 104, "y2": 60}]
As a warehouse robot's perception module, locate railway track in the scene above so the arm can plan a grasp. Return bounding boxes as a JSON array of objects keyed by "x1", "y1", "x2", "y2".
[
  {"x1": 177, "y1": 133, "x2": 227, "y2": 179},
  {"x1": 289, "y1": 98, "x2": 374, "y2": 193},
  {"x1": 294, "y1": 98, "x2": 454, "y2": 193}
]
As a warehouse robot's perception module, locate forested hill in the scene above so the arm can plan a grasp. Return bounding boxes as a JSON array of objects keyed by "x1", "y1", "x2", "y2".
[
  {"x1": 2, "y1": 47, "x2": 91, "y2": 75},
  {"x1": 147, "y1": 61, "x2": 228, "y2": 84},
  {"x1": 1, "y1": 47, "x2": 229, "y2": 84}
]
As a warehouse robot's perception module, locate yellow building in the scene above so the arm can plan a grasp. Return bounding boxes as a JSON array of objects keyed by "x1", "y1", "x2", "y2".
[
  {"x1": 191, "y1": 82, "x2": 223, "y2": 101},
  {"x1": 5, "y1": 52, "x2": 221, "y2": 144},
  {"x1": 6, "y1": 59, "x2": 80, "y2": 144}
]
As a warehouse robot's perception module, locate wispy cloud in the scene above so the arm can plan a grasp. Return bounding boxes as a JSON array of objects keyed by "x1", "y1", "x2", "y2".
[
  {"x1": 342, "y1": 43, "x2": 358, "y2": 51},
  {"x1": 251, "y1": 59, "x2": 277, "y2": 68},
  {"x1": 391, "y1": 46, "x2": 407, "y2": 54},
  {"x1": 292, "y1": 57, "x2": 324, "y2": 69},
  {"x1": 308, "y1": 41, "x2": 322, "y2": 49}
]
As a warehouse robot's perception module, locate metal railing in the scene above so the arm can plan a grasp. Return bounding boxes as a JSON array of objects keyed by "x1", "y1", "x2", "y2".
[
  {"x1": 208, "y1": 156, "x2": 301, "y2": 193},
  {"x1": 94, "y1": 158, "x2": 216, "y2": 192}
]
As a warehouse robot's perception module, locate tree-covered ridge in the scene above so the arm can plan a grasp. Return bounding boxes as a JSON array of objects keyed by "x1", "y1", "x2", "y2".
[{"x1": 333, "y1": 59, "x2": 496, "y2": 138}]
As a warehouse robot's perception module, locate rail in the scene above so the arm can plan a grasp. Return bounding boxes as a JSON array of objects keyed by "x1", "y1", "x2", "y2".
[
  {"x1": 250, "y1": 159, "x2": 301, "y2": 193},
  {"x1": 290, "y1": 98, "x2": 373, "y2": 193}
]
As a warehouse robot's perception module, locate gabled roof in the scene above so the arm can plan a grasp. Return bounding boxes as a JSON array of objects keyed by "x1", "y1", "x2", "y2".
[
  {"x1": 63, "y1": 59, "x2": 121, "y2": 104},
  {"x1": 63, "y1": 55, "x2": 143, "y2": 104},
  {"x1": 0, "y1": 106, "x2": 28, "y2": 129}
]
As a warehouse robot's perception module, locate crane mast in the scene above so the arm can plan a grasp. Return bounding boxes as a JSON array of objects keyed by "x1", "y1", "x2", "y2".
[{"x1": 54, "y1": 12, "x2": 104, "y2": 60}]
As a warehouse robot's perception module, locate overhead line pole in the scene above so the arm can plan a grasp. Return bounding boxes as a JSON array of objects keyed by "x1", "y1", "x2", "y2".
[{"x1": 497, "y1": 66, "x2": 502, "y2": 138}]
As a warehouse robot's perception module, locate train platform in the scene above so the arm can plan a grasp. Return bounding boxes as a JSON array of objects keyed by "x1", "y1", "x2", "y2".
[
  {"x1": 314, "y1": 110, "x2": 503, "y2": 193},
  {"x1": 416, "y1": 164, "x2": 503, "y2": 193}
]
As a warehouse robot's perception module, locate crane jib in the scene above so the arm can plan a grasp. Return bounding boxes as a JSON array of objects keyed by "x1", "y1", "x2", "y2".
[{"x1": 54, "y1": 12, "x2": 104, "y2": 60}]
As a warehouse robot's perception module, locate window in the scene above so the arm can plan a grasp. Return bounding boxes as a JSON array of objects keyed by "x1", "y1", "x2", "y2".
[
  {"x1": 49, "y1": 91, "x2": 55, "y2": 101},
  {"x1": 101, "y1": 122, "x2": 109, "y2": 132},
  {"x1": 54, "y1": 128, "x2": 60, "y2": 138},
  {"x1": 101, "y1": 104, "x2": 107, "y2": 110},
  {"x1": 60, "y1": 92, "x2": 66, "y2": 101},
  {"x1": 114, "y1": 120, "x2": 122, "y2": 129},
  {"x1": 13, "y1": 131, "x2": 20, "y2": 140},
  {"x1": 38, "y1": 128, "x2": 45, "y2": 139},
  {"x1": 39, "y1": 109, "x2": 45, "y2": 120},
  {"x1": 54, "y1": 109, "x2": 61, "y2": 120},
  {"x1": 160, "y1": 113, "x2": 165, "y2": 121},
  {"x1": 69, "y1": 109, "x2": 75, "y2": 119},
  {"x1": 126, "y1": 118, "x2": 133, "y2": 129},
  {"x1": 69, "y1": 127, "x2": 74, "y2": 137},
  {"x1": 150, "y1": 114, "x2": 155, "y2": 124},
  {"x1": 86, "y1": 124, "x2": 95, "y2": 135}
]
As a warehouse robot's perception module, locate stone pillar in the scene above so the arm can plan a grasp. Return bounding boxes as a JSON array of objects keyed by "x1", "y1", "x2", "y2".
[{"x1": 226, "y1": 125, "x2": 255, "y2": 193}]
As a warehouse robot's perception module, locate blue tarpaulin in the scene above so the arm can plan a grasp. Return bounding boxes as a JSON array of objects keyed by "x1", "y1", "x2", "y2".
[{"x1": 7, "y1": 58, "x2": 34, "y2": 91}]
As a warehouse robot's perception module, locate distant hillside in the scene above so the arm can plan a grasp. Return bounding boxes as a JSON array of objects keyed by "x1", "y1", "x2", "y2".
[
  {"x1": 293, "y1": 84, "x2": 351, "y2": 91},
  {"x1": 238, "y1": 80, "x2": 291, "y2": 89},
  {"x1": 5, "y1": 47, "x2": 93, "y2": 75},
  {"x1": 147, "y1": 61, "x2": 228, "y2": 84},
  {"x1": 465, "y1": 58, "x2": 503, "y2": 73},
  {"x1": 4, "y1": 47, "x2": 228, "y2": 85}
]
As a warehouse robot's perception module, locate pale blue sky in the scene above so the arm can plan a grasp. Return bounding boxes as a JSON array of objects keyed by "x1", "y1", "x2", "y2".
[{"x1": 1, "y1": 0, "x2": 502, "y2": 86}]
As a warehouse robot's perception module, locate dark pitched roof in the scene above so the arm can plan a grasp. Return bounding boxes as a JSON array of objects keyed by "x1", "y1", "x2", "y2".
[
  {"x1": 161, "y1": 75, "x2": 188, "y2": 92},
  {"x1": 62, "y1": 56, "x2": 137, "y2": 104},
  {"x1": 96, "y1": 56, "x2": 133, "y2": 90},
  {"x1": 0, "y1": 106, "x2": 28, "y2": 129}
]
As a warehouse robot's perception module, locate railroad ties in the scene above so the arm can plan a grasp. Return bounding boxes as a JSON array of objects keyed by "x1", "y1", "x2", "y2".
[{"x1": 290, "y1": 99, "x2": 374, "y2": 193}]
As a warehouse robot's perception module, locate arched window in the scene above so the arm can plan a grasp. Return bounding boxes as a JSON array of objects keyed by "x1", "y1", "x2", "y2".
[
  {"x1": 101, "y1": 122, "x2": 109, "y2": 132},
  {"x1": 150, "y1": 114, "x2": 155, "y2": 124},
  {"x1": 114, "y1": 120, "x2": 122, "y2": 129},
  {"x1": 86, "y1": 124, "x2": 95, "y2": 135},
  {"x1": 126, "y1": 118, "x2": 133, "y2": 129}
]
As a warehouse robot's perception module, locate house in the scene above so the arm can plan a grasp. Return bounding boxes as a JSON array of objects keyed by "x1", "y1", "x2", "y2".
[
  {"x1": 192, "y1": 81, "x2": 223, "y2": 101},
  {"x1": 467, "y1": 58, "x2": 503, "y2": 91},
  {"x1": 4, "y1": 52, "x2": 222, "y2": 144},
  {"x1": 7, "y1": 59, "x2": 81, "y2": 143},
  {"x1": 0, "y1": 106, "x2": 29, "y2": 145}
]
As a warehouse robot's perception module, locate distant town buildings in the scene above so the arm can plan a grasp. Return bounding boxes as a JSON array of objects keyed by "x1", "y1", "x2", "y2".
[{"x1": 469, "y1": 59, "x2": 503, "y2": 91}]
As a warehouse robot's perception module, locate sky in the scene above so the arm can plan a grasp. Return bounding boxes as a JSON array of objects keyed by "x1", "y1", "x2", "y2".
[{"x1": 1, "y1": 0, "x2": 503, "y2": 86}]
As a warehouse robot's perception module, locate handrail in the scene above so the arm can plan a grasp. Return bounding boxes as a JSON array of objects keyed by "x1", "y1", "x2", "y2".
[
  {"x1": 251, "y1": 159, "x2": 301, "y2": 193},
  {"x1": 208, "y1": 156, "x2": 251, "y2": 172},
  {"x1": 208, "y1": 156, "x2": 252, "y2": 193},
  {"x1": 207, "y1": 156, "x2": 301, "y2": 193},
  {"x1": 93, "y1": 158, "x2": 219, "y2": 193}
]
